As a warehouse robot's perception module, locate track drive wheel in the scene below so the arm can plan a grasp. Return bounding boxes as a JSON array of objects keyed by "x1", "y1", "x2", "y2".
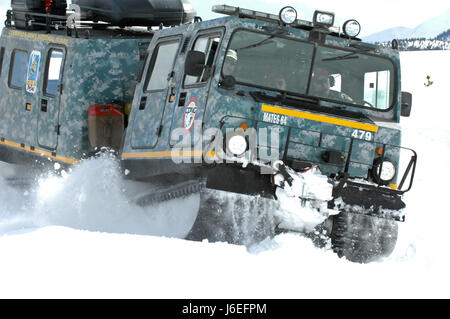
[{"x1": 331, "y1": 211, "x2": 398, "y2": 263}]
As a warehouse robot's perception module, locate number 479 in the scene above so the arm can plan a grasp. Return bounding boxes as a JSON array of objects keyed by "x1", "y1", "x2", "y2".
[{"x1": 352, "y1": 129, "x2": 373, "y2": 141}]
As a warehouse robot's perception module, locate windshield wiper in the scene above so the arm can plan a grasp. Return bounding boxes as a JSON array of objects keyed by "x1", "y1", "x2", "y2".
[
  {"x1": 261, "y1": 26, "x2": 290, "y2": 35},
  {"x1": 250, "y1": 91, "x2": 369, "y2": 121},
  {"x1": 237, "y1": 35, "x2": 275, "y2": 51},
  {"x1": 322, "y1": 47, "x2": 373, "y2": 62},
  {"x1": 250, "y1": 91, "x2": 318, "y2": 106}
]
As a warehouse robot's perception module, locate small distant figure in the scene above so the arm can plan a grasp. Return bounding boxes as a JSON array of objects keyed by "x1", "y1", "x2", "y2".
[{"x1": 424, "y1": 75, "x2": 433, "y2": 87}]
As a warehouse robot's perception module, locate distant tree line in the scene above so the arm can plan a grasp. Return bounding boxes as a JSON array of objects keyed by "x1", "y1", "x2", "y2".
[
  {"x1": 373, "y1": 29, "x2": 450, "y2": 51},
  {"x1": 435, "y1": 28, "x2": 450, "y2": 42}
]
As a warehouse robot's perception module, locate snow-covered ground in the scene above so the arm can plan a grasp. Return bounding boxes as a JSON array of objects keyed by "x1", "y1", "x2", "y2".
[{"x1": 0, "y1": 50, "x2": 449, "y2": 299}]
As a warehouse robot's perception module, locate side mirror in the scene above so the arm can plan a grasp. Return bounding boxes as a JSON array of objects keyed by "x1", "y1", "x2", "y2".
[
  {"x1": 401, "y1": 91, "x2": 412, "y2": 117},
  {"x1": 185, "y1": 50, "x2": 206, "y2": 77},
  {"x1": 219, "y1": 75, "x2": 236, "y2": 89}
]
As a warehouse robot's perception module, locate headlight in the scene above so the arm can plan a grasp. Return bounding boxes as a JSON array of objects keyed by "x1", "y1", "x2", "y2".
[
  {"x1": 372, "y1": 158, "x2": 396, "y2": 185},
  {"x1": 279, "y1": 6, "x2": 297, "y2": 25},
  {"x1": 226, "y1": 133, "x2": 248, "y2": 157},
  {"x1": 343, "y1": 19, "x2": 361, "y2": 38}
]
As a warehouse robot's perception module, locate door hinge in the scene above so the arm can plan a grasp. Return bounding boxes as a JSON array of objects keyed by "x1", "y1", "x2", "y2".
[
  {"x1": 55, "y1": 124, "x2": 61, "y2": 135},
  {"x1": 157, "y1": 125, "x2": 163, "y2": 137}
]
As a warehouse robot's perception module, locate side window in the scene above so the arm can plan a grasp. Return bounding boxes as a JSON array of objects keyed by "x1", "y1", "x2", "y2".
[
  {"x1": 8, "y1": 49, "x2": 28, "y2": 89},
  {"x1": 364, "y1": 70, "x2": 391, "y2": 109},
  {"x1": 145, "y1": 40, "x2": 180, "y2": 92},
  {"x1": 184, "y1": 33, "x2": 220, "y2": 86},
  {"x1": 0, "y1": 47, "x2": 5, "y2": 76},
  {"x1": 44, "y1": 49, "x2": 64, "y2": 96}
]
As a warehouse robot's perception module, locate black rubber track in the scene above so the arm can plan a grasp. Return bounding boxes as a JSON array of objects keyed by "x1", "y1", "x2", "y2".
[{"x1": 331, "y1": 211, "x2": 398, "y2": 263}]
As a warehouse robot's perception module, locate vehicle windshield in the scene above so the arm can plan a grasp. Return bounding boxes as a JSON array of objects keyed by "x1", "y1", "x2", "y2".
[{"x1": 223, "y1": 30, "x2": 396, "y2": 110}]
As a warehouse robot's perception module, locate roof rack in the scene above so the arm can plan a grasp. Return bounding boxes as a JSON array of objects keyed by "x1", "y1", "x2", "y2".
[
  {"x1": 5, "y1": 8, "x2": 156, "y2": 38},
  {"x1": 7, "y1": 8, "x2": 81, "y2": 35},
  {"x1": 212, "y1": 5, "x2": 313, "y2": 30}
]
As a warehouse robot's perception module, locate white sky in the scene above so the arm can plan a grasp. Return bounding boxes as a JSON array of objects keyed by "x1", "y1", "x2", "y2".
[{"x1": 0, "y1": 0, "x2": 448, "y2": 36}]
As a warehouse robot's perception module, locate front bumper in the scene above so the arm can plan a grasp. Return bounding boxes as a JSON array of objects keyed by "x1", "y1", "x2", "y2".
[{"x1": 330, "y1": 177, "x2": 406, "y2": 222}]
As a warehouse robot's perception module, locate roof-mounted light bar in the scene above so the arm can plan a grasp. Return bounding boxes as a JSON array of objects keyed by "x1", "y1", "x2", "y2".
[
  {"x1": 212, "y1": 4, "x2": 313, "y2": 28},
  {"x1": 212, "y1": 5, "x2": 360, "y2": 39}
]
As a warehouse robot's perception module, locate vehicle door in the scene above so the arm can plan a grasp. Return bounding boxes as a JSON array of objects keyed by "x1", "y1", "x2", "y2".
[
  {"x1": 169, "y1": 30, "x2": 223, "y2": 149},
  {"x1": 37, "y1": 46, "x2": 65, "y2": 150},
  {"x1": 6, "y1": 48, "x2": 29, "y2": 142},
  {"x1": 131, "y1": 36, "x2": 182, "y2": 149}
]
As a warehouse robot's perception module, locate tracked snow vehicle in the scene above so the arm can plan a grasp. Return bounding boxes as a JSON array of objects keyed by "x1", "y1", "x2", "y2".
[{"x1": 0, "y1": 2, "x2": 417, "y2": 263}]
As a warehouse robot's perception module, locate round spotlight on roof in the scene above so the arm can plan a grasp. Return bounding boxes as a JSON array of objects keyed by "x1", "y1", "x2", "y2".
[
  {"x1": 279, "y1": 6, "x2": 297, "y2": 25},
  {"x1": 343, "y1": 19, "x2": 361, "y2": 38}
]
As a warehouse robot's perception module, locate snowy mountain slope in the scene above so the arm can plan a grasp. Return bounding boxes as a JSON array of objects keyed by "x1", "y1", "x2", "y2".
[
  {"x1": 363, "y1": 27, "x2": 414, "y2": 43},
  {"x1": 363, "y1": 9, "x2": 450, "y2": 42},
  {"x1": 409, "y1": 9, "x2": 450, "y2": 39},
  {"x1": 0, "y1": 51, "x2": 449, "y2": 299}
]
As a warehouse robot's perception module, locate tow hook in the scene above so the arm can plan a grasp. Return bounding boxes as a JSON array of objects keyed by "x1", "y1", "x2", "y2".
[
  {"x1": 270, "y1": 160, "x2": 338, "y2": 233},
  {"x1": 272, "y1": 160, "x2": 333, "y2": 201},
  {"x1": 273, "y1": 161, "x2": 293, "y2": 187}
]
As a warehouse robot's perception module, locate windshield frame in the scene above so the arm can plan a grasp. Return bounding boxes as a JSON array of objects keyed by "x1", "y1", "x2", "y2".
[
  {"x1": 221, "y1": 28, "x2": 315, "y2": 96},
  {"x1": 222, "y1": 28, "x2": 398, "y2": 113},
  {"x1": 307, "y1": 43, "x2": 398, "y2": 112}
]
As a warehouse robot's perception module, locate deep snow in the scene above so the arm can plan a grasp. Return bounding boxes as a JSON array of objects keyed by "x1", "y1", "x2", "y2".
[{"x1": 0, "y1": 48, "x2": 449, "y2": 298}]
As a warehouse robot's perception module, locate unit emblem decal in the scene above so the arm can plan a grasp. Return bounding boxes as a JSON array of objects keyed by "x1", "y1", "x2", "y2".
[
  {"x1": 183, "y1": 97, "x2": 198, "y2": 133},
  {"x1": 26, "y1": 50, "x2": 41, "y2": 94}
]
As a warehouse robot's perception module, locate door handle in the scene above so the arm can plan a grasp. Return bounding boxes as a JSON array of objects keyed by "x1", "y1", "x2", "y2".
[
  {"x1": 139, "y1": 96, "x2": 147, "y2": 110},
  {"x1": 41, "y1": 99, "x2": 48, "y2": 112},
  {"x1": 178, "y1": 92, "x2": 187, "y2": 107}
]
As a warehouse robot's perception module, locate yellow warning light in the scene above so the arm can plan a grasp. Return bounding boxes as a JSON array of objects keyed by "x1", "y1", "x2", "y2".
[
  {"x1": 239, "y1": 123, "x2": 249, "y2": 132},
  {"x1": 375, "y1": 146, "x2": 384, "y2": 156}
]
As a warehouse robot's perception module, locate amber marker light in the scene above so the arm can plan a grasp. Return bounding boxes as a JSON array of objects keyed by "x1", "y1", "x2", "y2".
[
  {"x1": 239, "y1": 123, "x2": 249, "y2": 132},
  {"x1": 375, "y1": 146, "x2": 384, "y2": 156}
]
